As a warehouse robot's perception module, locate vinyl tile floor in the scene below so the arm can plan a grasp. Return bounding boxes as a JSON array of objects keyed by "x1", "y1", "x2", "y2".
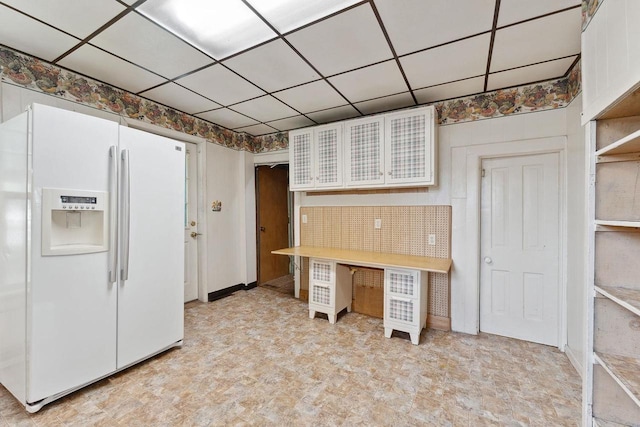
[{"x1": 0, "y1": 287, "x2": 582, "y2": 426}]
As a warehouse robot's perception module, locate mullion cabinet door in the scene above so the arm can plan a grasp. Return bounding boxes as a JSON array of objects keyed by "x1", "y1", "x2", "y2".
[
  {"x1": 289, "y1": 129, "x2": 314, "y2": 190},
  {"x1": 344, "y1": 116, "x2": 385, "y2": 187},
  {"x1": 384, "y1": 106, "x2": 435, "y2": 185},
  {"x1": 314, "y1": 124, "x2": 343, "y2": 188}
]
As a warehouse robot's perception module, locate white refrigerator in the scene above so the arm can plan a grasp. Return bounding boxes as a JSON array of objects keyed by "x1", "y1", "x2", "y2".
[{"x1": 0, "y1": 103, "x2": 185, "y2": 412}]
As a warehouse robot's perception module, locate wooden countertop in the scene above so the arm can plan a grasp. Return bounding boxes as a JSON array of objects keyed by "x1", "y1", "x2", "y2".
[{"x1": 272, "y1": 246, "x2": 452, "y2": 273}]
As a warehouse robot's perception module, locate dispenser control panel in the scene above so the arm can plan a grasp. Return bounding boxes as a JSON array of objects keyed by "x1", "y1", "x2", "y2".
[{"x1": 41, "y1": 188, "x2": 109, "y2": 256}]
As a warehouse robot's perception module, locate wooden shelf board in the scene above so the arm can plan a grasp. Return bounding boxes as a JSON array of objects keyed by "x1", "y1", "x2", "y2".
[
  {"x1": 595, "y1": 220, "x2": 640, "y2": 228},
  {"x1": 272, "y1": 246, "x2": 452, "y2": 273},
  {"x1": 595, "y1": 285, "x2": 640, "y2": 317},
  {"x1": 596, "y1": 129, "x2": 640, "y2": 156},
  {"x1": 594, "y1": 352, "x2": 640, "y2": 409}
]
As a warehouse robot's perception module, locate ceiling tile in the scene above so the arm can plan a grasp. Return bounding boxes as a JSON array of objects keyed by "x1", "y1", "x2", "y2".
[
  {"x1": 400, "y1": 33, "x2": 490, "y2": 89},
  {"x1": 487, "y1": 56, "x2": 577, "y2": 91},
  {"x1": 0, "y1": 6, "x2": 79, "y2": 62},
  {"x1": 196, "y1": 108, "x2": 258, "y2": 129},
  {"x1": 247, "y1": 0, "x2": 361, "y2": 34},
  {"x1": 354, "y1": 92, "x2": 415, "y2": 115},
  {"x1": 328, "y1": 60, "x2": 408, "y2": 103},
  {"x1": 230, "y1": 95, "x2": 299, "y2": 123},
  {"x1": 306, "y1": 105, "x2": 360, "y2": 124},
  {"x1": 176, "y1": 64, "x2": 265, "y2": 106},
  {"x1": 274, "y1": 80, "x2": 346, "y2": 113},
  {"x1": 235, "y1": 123, "x2": 278, "y2": 136},
  {"x1": 285, "y1": 4, "x2": 393, "y2": 76},
  {"x1": 58, "y1": 44, "x2": 167, "y2": 93},
  {"x1": 224, "y1": 39, "x2": 320, "y2": 92},
  {"x1": 139, "y1": 82, "x2": 221, "y2": 114},
  {"x1": 266, "y1": 115, "x2": 315, "y2": 131},
  {"x1": 1, "y1": 0, "x2": 125, "y2": 39},
  {"x1": 498, "y1": 0, "x2": 580, "y2": 27},
  {"x1": 490, "y1": 8, "x2": 581, "y2": 72},
  {"x1": 91, "y1": 13, "x2": 212, "y2": 79},
  {"x1": 138, "y1": 0, "x2": 276, "y2": 59},
  {"x1": 375, "y1": 0, "x2": 495, "y2": 56},
  {"x1": 413, "y1": 77, "x2": 485, "y2": 104}
]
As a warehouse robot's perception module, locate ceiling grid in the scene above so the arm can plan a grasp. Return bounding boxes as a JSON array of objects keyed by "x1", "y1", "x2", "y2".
[{"x1": 0, "y1": 0, "x2": 582, "y2": 135}]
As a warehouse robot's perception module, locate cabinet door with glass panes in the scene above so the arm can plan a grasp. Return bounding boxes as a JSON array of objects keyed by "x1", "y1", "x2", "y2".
[
  {"x1": 384, "y1": 106, "x2": 436, "y2": 186},
  {"x1": 344, "y1": 116, "x2": 385, "y2": 187},
  {"x1": 314, "y1": 123, "x2": 343, "y2": 188},
  {"x1": 289, "y1": 128, "x2": 314, "y2": 190}
]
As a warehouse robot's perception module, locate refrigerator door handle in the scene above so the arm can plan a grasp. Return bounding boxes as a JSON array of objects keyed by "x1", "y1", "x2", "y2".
[
  {"x1": 109, "y1": 146, "x2": 118, "y2": 284},
  {"x1": 121, "y1": 149, "x2": 131, "y2": 282}
]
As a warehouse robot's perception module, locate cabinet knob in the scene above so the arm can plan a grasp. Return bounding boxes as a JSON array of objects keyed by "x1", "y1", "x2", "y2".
[
  {"x1": 379, "y1": 171, "x2": 383, "y2": 176},
  {"x1": 388, "y1": 171, "x2": 392, "y2": 175}
]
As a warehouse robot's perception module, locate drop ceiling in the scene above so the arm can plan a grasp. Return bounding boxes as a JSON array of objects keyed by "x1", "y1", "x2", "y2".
[{"x1": 0, "y1": 0, "x2": 581, "y2": 136}]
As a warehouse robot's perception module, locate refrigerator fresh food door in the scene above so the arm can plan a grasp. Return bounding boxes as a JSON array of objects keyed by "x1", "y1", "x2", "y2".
[
  {"x1": 116, "y1": 126, "x2": 185, "y2": 369},
  {"x1": 28, "y1": 104, "x2": 119, "y2": 403}
]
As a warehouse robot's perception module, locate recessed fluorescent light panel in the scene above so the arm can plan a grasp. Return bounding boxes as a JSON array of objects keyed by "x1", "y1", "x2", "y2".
[
  {"x1": 246, "y1": 0, "x2": 362, "y2": 34},
  {"x1": 138, "y1": 0, "x2": 277, "y2": 59}
]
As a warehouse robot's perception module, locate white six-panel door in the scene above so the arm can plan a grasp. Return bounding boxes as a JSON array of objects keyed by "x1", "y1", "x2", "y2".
[{"x1": 480, "y1": 153, "x2": 560, "y2": 346}]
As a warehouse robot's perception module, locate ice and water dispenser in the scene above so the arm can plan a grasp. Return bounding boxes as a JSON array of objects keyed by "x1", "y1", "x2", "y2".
[{"x1": 41, "y1": 188, "x2": 109, "y2": 256}]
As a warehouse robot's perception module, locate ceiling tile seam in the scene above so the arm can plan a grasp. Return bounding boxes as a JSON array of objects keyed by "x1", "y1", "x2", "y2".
[
  {"x1": 51, "y1": 4, "x2": 140, "y2": 64},
  {"x1": 238, "y1": 0, "x2": 364, "y2": 119},
  {"x1": 224, "y1": 92, "x2": 314, "y2": 125},
  {"x1": 396, "y1": 30, "x2": 492, "y2": 60},
  {"x1": 135, "y1": 62, "x2": 220, "y2": 96},
  {"x1": 565, "y1": 54, "x2": 581, "y2": 77},
  {"x1": 496, "y1": 4, "x2": 582, "y2": 31},
  {"x1": 483, "y1": 0, "x2": 501, "y2": 92},
  {"x1": 489, "y1": 54, "x2": 580, "y2": 75},
  {"x1": 367, "y1": 0, "x2": 417, "y2": 105},
  {"x1": 413, "y1": 75, "x2": 485, "y2": 92},
  {"x1": 0, "y1": 2, "x2": 83, "y2": 43},
  {"x1": 226, "y1": 102, "x2": 296, "y2": 126},
  {"x1": 277, "y1": 0, "x2": 369, "y2": 38}
]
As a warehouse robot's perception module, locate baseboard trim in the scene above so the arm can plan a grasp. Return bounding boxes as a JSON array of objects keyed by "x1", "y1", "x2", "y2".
[
  {"x1": 564, "y1": 344, "x2": 583, "y2": 378},
  {"x1": 207, "y1": 282, "x2": 258, "y2": 301},
  {"x1": 427, "y1": 314, "x2": 451, "y2": 331},
  {"x1": 208, "y1": 284, "x2": 244, "y2": 301}
]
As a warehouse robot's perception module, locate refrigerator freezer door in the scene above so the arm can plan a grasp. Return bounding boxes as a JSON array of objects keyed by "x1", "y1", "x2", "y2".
[
  {"x1": 116, "y1": 126, "x2": 185, "y2": 369},
  {"x1": 28, "y1": 104, "x2": 119, "y2": 403}
]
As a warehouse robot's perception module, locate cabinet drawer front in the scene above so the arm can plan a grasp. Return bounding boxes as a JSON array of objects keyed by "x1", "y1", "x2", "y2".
[
  {"x1": 386, "y1": 296, "x2": 418, "y2": 325},
  {"x1": 311, "y1": 283, "x2": 332, "y2": 307},
  {"x1": 311, "y1": 260, "x2": 334, "y2": 283},
  {"x1": 386, "y1": 269, "x2": 419, "y2": 298}
]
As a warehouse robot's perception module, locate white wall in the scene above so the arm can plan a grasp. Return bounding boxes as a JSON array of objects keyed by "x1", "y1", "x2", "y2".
[
  {"x1": 565, "y1": 95, "x2": 587, "y2": 373},
  {"x1": 294, "y1": 106, "x2": 587, "y2": 350},
  {"x1": 205, "y1": 143, "x2": 248, "y2": 293}
]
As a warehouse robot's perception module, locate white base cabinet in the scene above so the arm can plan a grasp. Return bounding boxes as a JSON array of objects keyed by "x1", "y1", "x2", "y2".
[
  {"x1": 383, "y1": 268, "x2": 428, "y2": 345},
  {"x1": 308, "y1": 259, "x2": 352, "y2": 324}
]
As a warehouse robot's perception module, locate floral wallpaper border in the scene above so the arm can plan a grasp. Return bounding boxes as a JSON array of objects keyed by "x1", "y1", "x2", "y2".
[{"x1": 0, "y1": 45, "x2": 580, "y2": 154}]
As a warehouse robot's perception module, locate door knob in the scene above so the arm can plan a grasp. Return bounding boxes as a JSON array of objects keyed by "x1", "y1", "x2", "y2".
[
  {"x1": 190, "y1": 232, "x2": 202, "y2": 238},
  {"x1": 484, "y1": 257, "x2": 492, "y2": 264},
  {"x1": 260, "y1": 226, "x2": 266, "y2": 232},
  {"x1": 190, "y1": 220, "x2": 196, "y2": 226}
]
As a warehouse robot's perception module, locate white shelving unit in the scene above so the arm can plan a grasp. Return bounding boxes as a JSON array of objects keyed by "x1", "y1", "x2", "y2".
[
  {"x1": 588, "y1": 115, "x2": 640, "y2": 426},
  {"x1": 308, "y1": 258, "x2": 352, "y2": 324}
]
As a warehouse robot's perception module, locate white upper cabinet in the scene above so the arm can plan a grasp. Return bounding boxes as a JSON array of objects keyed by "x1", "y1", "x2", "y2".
[
  {"x1": 289, "y1": 105, "x2": 437, "y2": 191},
  {"x1": 289, "y1": 128, "x2": 314, "y2": 190},
  {"x1": 344, "y1": 116, "x2": 385, "y2": 187},
  {"x1": 314, "y1": 123, "x2": 343, "y2": 188},
  {"x1": 582, "y1": 0, "x2": 640, "y2": 123},
  {"x1": 384, "y1": 107, "x2": 435, "y2": 186}
]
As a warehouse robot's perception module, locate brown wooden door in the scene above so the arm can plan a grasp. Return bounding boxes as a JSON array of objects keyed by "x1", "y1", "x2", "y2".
[{"x1": 256, "y1": 165, "x2": 290, "y2": 284}]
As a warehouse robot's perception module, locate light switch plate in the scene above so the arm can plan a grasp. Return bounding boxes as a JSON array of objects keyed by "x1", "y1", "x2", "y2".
[
  {"x1": 374, "y1": 218, "x2": 382, "y2": 229},
  {"x1": 428, "y1": 234, "x2": 436, "y2": 245},
  {"x1": 302, "y1": 214, "x2": 308, "y2": 224}
]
